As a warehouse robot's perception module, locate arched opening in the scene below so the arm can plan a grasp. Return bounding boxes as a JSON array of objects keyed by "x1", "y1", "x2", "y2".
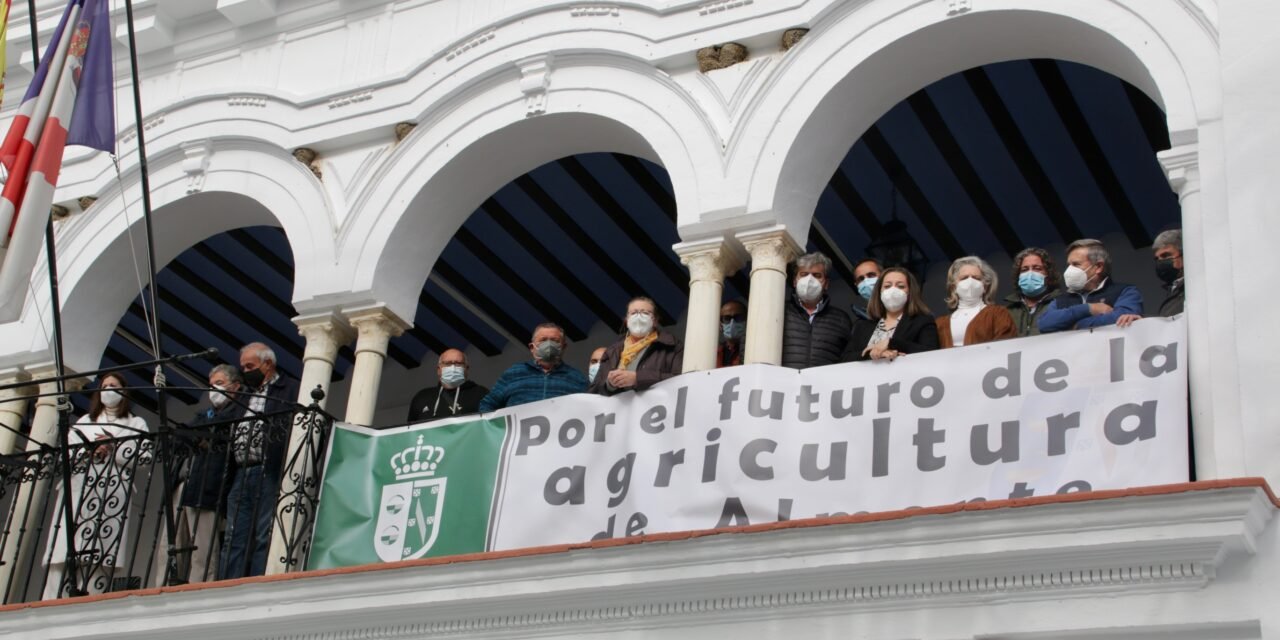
[
  {"x1": 81, "y1": 224, "x2": 355, "y2": 420},
  {"x1": 372, "y1": 152, "x2": 750, "y2": 425},
  {"x1": 804, "y1": 58, "x2": 1179, "y2": 312}
]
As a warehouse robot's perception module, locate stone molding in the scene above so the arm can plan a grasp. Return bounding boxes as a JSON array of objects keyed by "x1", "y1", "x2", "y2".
[{"x1": 4, "y1": 484, "x2": 1272, "y2": 639}]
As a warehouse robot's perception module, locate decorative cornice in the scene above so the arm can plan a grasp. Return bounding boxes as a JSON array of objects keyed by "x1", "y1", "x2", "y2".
[
  {"x1": 698, "y1": 0, "x2": 753, "y2": 17},
  {"x1": 228, "y1": 95, "x2": 269, "y2": 108},
  {"x1": 3, "y1": 484, "x2": 1275, "y2": 639},
  {"x1": 326, "y1": 90, "x2": 373, "y2": 110},
  {"x1": 446, "y1": 29, "x2": 496, "y2": 61},
  {"x1": 944, "y1": 0, "x2": 972, "y2": 17},
  {"x1": 570, "y1": 5, "x2": 620, "y2": 17}
]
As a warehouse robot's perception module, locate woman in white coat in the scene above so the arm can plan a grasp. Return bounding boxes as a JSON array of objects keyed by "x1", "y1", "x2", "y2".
[{"x1": 43, "y1": 373, "x2": 150, "y2": 599}]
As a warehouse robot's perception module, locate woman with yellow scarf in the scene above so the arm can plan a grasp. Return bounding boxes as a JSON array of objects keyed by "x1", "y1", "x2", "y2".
[{"x1": 588, "y1": 296, "x2": 684, "y2": 395}]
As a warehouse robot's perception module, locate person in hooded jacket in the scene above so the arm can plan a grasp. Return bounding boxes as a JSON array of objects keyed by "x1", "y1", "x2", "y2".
[
  {"x1": 590, "y1": 296, "x2": 683, "y2": 395},
  {"x1": 782, "y1": 252, "x2": 851, "y2": 369},
  {"x1": 407, "y1": 349, "x2": 489, "y2": 422}
]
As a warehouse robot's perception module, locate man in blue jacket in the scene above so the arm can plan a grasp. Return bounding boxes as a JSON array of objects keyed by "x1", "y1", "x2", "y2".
[
  {"x1": 1038, "y1": 238, "x2": 1143, "y2": 332},
  {"x1": 480, "y1": 323, "x2": 588, "y2": 411}
]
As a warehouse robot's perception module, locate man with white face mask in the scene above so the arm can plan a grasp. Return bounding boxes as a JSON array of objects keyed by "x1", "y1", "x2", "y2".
[
  {"x1": 1038, "y1": 238, "x2": 1144, "y2": 333},
  {"x1": 589, "y1": 296, "x2": 683, "y2": 396},
  {"x1": 407, "y1": 349, "x2": 489, "y2": 423},
  {"x1": 155, "y1": 364, "x2": 241, "y2": 585},
  {"x1": 782, "y1": 252, "x2": 852, "y2": 369}
]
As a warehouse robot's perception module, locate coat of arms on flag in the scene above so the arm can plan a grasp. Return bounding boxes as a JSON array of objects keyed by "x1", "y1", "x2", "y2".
[{"x1": 373, "y1": 436, "x2": 448, "y2": 562}]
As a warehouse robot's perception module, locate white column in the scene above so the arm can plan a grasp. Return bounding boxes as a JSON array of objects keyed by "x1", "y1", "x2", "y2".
[
  {"x1": 675, "y1": 238, "x2": 746, "y2": 373},
  {"x1": 265, "y1": 314, "x2": 353, "y2": 576},
  {"x1": 736, "y1": 226, "x2": 801, "y2": 366},
  {"x1": 292, "y1": 313, "x2": 352, "y2": 409},
  {"x1": 0, "y1": 372, "x2": 33, "y2": 455},
  {"x1": 1159, "y1": 141, "x2": 1246, "y2": 481},
  {"x1": 344, "y1": 306, "x2": 409, "y2": 427},
  {"x1": 0, "y1": 369, "x2": 84, "y2": 600}
]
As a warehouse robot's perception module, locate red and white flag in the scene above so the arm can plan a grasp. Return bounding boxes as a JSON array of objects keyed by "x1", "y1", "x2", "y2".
[{"x1": 0, "y1": 0, "x2": 114, "y2": 322}]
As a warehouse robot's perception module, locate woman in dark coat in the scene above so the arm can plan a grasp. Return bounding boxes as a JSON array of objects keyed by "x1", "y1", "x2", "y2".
[
  {"x1": 589, "y1": 296, "x2": 683, "y2": 395},
  {"x1": 844, "y1": 266, "x2": 939, "y2": 362}
]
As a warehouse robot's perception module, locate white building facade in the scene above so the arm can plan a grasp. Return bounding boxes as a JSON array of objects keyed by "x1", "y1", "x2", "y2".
[{"x1": 1, "y1": 0, "x2": 1279, "y2": 637}]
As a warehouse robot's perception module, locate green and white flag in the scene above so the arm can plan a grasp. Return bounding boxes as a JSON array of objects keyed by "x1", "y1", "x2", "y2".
[{"x1": 308, "y1": 416, "x2": 507, "y2": 569}]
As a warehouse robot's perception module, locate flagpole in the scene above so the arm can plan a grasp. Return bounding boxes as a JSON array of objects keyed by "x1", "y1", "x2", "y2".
[
  {"x1": 21, "y1": 0, "x2": 89, "y2": 599},
  {"x1": 119, "y1": 0, "x2": 184, "y2": 587}
]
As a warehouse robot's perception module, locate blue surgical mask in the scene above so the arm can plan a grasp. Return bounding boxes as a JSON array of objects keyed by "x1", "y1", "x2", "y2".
[
  {"x1": 440, "y1": 365, "x2": 466, "y2": 387},
  {"x1": 856, "y1": 277, "x2": 878, "y2": 301},
  {"x1": 1018, "y1": 271, "x2": 1048, "y2": 297},
  {"x1": 588, "y1": 362, "x2": 601, "y2": 383},
  {"x1": 720, "y1": 319, "x2": 745, "y2": 342}
]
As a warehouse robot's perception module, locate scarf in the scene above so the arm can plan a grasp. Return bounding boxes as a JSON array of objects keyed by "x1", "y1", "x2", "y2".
[{"x1": 619, "y1": 332, "x2": 658, "y2": 370}]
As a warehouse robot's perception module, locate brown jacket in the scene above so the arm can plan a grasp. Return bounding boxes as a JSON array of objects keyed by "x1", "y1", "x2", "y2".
[
  {"x1": 588, "y1": 330, "x2": 684, "y2": 396},
  {"x1": 935, "y1": 305, "x2": 1017, "y2": 348}
]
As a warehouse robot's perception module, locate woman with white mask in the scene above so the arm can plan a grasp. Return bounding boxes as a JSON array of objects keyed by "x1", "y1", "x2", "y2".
[
  {"x1": 844, "y1": 267, "x2": 940, "y2": 362},
  {"x1": 935, "y1": 256, "x2": 1017, "y2": 348},
  {"x1": 44, "y1": 372, "x2": 150, "y2": 599},
  {"x1": 589, "y1": 296, "x2": 684, "y2": 396}
]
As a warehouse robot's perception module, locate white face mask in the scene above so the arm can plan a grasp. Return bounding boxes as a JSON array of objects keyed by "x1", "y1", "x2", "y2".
[
  {"x1": 627, "y1": 312, "x2": 654, "y2": 338},
  {"x1": 880, "y1": 287, "x2": 908, "y2": 312},
  {"x1": 1063, "y1": 265, "x2": 1090, "y2": 293},
  {"x1": 795, "y1": 274, "x2": 823, "y2": 304},
  {"x1": 209, "y1": 384, "x2": 230, "y2": 408},
  {"x1": 440, "y1": 365, "x2": 466, "y2": 388},
  {"x1": 100, "y1": 389, "x2": 123, "y2": 408},
  {"x1": 955, "y1": 277, "x2": 985, "y2": 306},
  {"x1": 588, "y1": 362, "x2": 601, "y2": 383}
]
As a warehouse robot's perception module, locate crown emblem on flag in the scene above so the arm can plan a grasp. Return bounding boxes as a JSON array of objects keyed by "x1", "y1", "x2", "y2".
[{"x1": 390, "y1": 435, "x2": 446, "y2": 481}]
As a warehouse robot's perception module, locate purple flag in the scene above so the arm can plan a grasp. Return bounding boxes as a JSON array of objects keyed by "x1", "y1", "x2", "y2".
[{"x1": 65, "y1": 0, "x2": 114, "y2": 153}]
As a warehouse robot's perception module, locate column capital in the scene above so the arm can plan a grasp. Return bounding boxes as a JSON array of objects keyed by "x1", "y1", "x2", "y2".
[
  {"x1": 0, "y1": 371, "x2": 34, "y2": 402},
  {"x1": 735, "y1": 225, "x2": 802, "y2": 275},
  {"x1": 1158, "y1": 142, "x2": 1200, "y2": 202},
  {"x1": 345, "y1": 305, "x2": 410, "y2": 356},
  {"x1": 294, "y1": 311, "x2": 355, "y2": 349},
  {"x1": 674, "y1": 237, "x2": 747, "y2": 284}
]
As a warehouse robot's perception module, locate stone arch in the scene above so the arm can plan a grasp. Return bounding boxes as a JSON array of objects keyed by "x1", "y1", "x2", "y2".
[
  {"x1": 8, "y1": 142, "x2": 334, "y2": 373},
  {"x1": 338, "y1": 57, "x2": 721, "y2": 323},
  {"x1": 740, "y1": 1, "x2": 1217, "y2": 240}
]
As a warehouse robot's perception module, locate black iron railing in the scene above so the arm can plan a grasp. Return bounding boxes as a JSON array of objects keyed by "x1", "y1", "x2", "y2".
[{"x1": 0, "y1": 390, "x2": 334, "y2": 603}]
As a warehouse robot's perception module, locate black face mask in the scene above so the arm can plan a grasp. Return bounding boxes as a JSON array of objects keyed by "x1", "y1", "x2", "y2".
[
  {"x1": 242, "y1": 368, "x2": 266, "y2": 389},
  {"x1": 1155, "y1": 258, "x2": 1181, "y2": 285}
]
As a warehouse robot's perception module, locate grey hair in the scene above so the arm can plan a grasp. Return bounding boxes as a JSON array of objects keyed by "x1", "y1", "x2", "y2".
[
  {"x1": 1066, "y1": 238, "x2": 1111, "y2": 276},
  {"x1": 531, "y1": 322, "x2": 567, "y2": 345},
  {"x1": 1153, "y1": 229, "x2": 1182, "y2": 253},
  {"x1": 240, "y1": 342, "x2": 277, "y2": 364},
  {"x1": 944, "y1": 256, "x2": 999, "y2": 310},
  {"x1": 210, "y1": 364, "x2": 243, "y2": 385},
  {"x1": 795, "y1": 252, "x2": 833, "y2": 275}
]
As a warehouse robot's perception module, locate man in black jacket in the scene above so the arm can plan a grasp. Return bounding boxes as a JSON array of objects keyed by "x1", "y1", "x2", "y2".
[
  {"x1": 782, "y1": 252, "x2": 851, "y2": 369},
  {"x1": 220, "y1": 342, "x2": 298, "y2": 580},
  {"x1": 1152, "y1": 229, "x2": 1185, "y2": 317},
  {"x1": 407, "y1": 349, "x2": 489, "y2": 422},
  {"x1": 173, "y1": 364, "x2": 242, "y2": 583}
]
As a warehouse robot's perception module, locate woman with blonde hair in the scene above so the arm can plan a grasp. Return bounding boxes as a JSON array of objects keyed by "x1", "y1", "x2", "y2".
[{"x1": 936, "y1": 256, "x2": 1017, "y2": 348}]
